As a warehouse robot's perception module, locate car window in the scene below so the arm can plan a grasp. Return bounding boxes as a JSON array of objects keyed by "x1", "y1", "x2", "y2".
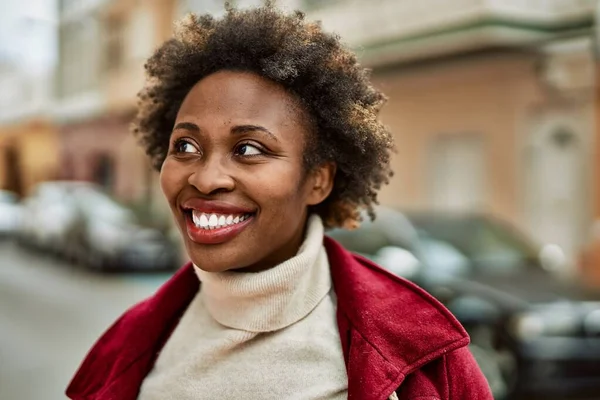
[
  {"x1": 328, "y1": 223, "x2": 391, "y2": 255},
  {"x1": 417, "y1": 230, "x2": 470, "y2": 277},
  {"x1": 409, "y1": 214, "x2": 541, "y2": 273},
  {"x1": 468, "y1": 220, "x2": 535, "y2": 269},
  {"x1": 328, "y1": 220, "x2": 421, "y2": 279},
  {"x1": 74, "y1": 188, "x2": 136, "y2": 224},
  {"x1": 328, "y1": 208, "x2": 420, "y2": 257}
]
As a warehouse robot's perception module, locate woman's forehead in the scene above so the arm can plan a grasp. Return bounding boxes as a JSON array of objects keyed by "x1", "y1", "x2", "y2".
[{"x1": 177, "y1": 70, "x2": 309, "y2": 129}]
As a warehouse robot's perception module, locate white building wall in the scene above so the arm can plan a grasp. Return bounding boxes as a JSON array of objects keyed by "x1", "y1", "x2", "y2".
[
  {"x1": 0, "y1": 0, "x2": 58, "y2": 124},
  {"x1": 53, "y1": 0, "x2": 108, "y2": 123}
]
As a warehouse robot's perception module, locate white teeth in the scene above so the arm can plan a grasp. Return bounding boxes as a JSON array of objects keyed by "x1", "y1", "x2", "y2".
[
  {"x1": 199, "y1": 214, "x2": 209, "y2": 229},
  {"x1": 192, "y1": 211, "x2": 251, "y2": 230}
]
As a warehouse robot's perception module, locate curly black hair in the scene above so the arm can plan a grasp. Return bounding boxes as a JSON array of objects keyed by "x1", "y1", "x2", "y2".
[{"x1": 132, "y1": 2, "x2": 395, "y2": 228}]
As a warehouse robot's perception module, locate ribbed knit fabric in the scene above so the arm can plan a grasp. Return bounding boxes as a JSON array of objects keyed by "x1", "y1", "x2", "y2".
[{"x1": 137, "y1": 215, "x2": 348, "y2": 400}]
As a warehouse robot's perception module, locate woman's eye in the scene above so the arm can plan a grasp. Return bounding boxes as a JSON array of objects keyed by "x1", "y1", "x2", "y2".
[
  {"x1": 236, "y1": 143, "x2": 263, "y2": 157},
  {"x1": 174, "y1": 140, "x2": 198, "y2": 154}
]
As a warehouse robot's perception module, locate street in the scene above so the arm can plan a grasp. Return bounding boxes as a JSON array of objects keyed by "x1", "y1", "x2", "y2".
[{"x1": 0, "y1": 240, "x2": 171, "y2": 400}]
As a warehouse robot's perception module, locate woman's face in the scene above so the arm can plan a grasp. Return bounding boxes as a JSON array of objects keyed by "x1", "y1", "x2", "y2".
[{"x1": 161, "y1": 70, "x2": 334, "y2": 272}]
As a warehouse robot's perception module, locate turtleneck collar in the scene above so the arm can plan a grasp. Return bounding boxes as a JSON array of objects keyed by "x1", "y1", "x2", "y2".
[{"x1": 193, "y1": 214, "x2": 331, "y2": 332}]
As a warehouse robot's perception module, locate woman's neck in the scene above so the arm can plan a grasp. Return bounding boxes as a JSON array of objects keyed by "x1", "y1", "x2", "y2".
[{"x1": 193, "y1": 214, "x2": 329, "y2": 332}]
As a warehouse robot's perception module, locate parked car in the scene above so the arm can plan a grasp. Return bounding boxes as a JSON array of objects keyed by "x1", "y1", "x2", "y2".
[
  {"x1": 60, "y1": 183, "x2": 178, "y2": 272},
  {"x1": 328, "y1": 208, "x2": 600, "y2": 400},
  {"x1": 0, "y1": 190, "x2": 22, "y2": 237},
  {"x1": 17, "y1": 181, "x2": 178, "y2": 272},
  {"x1": 17, "y1": 181, "x2": 85, "y2": 252}
]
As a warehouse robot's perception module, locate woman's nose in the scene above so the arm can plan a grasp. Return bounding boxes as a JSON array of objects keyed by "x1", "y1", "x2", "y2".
[{"x1": 187, "y1": 155, "x2": 235, "y2": 195}]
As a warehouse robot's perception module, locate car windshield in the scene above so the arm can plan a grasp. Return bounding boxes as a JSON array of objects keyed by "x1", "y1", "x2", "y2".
[
  {"x1": 328, "y1": 208, "x2": 419, "y2": 255},
  {"x1": 74, "y1": 187, "x2": 136, "y2": 224},
  {"x1": 328, "y1": 222, "x2": 392, "y2": 258},
  {"x1": 328, "y1": 210, "x2": 424, "y2": 278},
  {"x1": 408, "y1": 214, "x2": 540, "y2": 273},
  {"x1": 417, "y1": 230, "x2": 470, "y2": 276}
]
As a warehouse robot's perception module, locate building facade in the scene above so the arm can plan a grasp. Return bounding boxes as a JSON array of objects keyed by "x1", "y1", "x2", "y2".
[
  {"x1": 0, "y1": 0, "x2": 60, "y2": 196},
  {"x1": 46, "y1": 0, "x2": 600, "y2": 267},
  {"x1": 165, "y1": 0, "x2": 597, "y2": 266},
  {"x1": 300, "y1": 0, "x2": 597, "y2": 266},
  {"x1": 54, "y1": 0, "x2": 180, "y2": 213}
]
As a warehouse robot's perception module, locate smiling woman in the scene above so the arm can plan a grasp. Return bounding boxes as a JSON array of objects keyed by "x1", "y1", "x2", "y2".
[
  {"x1": 66, "y1": 3, "x2": 492, "y2": 400},
  {"x1": 162, "y1": 70, "x2": 336, "y2": 273}
]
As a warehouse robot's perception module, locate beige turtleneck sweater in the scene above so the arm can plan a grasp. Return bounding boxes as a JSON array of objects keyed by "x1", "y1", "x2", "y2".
[{"x1": 138, "y1": 215, "x2": 348, "y2": 400}]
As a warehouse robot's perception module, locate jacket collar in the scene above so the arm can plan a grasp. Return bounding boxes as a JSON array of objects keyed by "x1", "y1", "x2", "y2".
[
  {"x1": 67, "y1": 237, "x2": 468, "y2": 400},
  {"x1": 324, "y1": 237, "x2": 469, "y2": 399}
]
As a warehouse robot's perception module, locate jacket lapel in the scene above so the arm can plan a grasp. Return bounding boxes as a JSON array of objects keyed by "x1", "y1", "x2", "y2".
[{"x1": 324, "y1": 237, "x2": 469, "y2": 400}]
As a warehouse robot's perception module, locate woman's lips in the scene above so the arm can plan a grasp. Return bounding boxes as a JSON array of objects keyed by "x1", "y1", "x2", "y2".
[{"x1": 184, "y1": 211, "x2": 254, "y2": 245}]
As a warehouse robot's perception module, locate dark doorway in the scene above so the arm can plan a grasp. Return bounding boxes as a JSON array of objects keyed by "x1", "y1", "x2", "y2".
[
  {"x1": 4, "y1": 144, "x2": 23, "y2": 196},
  {"x1": 93, "y1": 153, "x2": 114, "y2": 192}
]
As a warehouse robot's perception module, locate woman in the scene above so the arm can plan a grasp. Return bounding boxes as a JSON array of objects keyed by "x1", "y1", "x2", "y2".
[{"x1": 67, "y1": 4, "x2": 492, "y2": 400}]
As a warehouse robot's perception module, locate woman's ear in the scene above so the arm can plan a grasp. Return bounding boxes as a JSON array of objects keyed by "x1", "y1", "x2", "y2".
[{"x1": 306, "y1": 162, "x2": 336, "y2": 206}]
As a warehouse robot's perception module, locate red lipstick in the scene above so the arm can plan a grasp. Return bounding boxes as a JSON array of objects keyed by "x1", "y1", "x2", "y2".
[{"x1": 181, "y1": 198, "x2": 256, "y2": 245}]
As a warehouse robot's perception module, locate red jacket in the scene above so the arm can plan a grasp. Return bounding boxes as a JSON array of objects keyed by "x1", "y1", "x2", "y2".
[{"x1": 67, "y1": 237, "x2": 492, "y2": 400}]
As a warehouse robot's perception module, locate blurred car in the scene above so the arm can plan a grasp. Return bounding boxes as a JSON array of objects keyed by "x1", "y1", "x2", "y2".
[
  {"x1": 328, "y1": 207, "x2": 600, "y2": 400},
  {"x1": 61, "y1": 183, "x2": 178, "y2": 272},
  {"x1": 0, "y1": 190, "x2": 22, "y2": 237},
  {"x1": 17, "y1": 181, "x2": 86, "y2": 252}
]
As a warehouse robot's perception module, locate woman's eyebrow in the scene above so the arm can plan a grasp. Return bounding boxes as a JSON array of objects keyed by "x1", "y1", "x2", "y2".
[
  {"x1": 232, "y1": 125, "x2": 279, "y2": 142},
  {"x1": 173, "y1": 122, "x2": 200, "y2": 132}
]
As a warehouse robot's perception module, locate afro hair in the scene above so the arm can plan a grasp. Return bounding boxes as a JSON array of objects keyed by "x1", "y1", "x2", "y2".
[{"x1": 132, "y1": 2, "x2": 395, "y2": 228}]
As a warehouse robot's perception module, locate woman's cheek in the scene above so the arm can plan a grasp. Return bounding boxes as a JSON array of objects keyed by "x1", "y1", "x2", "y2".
[
  {"x1": 251, "y1": 163, "x2": 304, "y2": 199},
  {"x1": 160, "y1": 160, "x2": 185, "y2": 207}
]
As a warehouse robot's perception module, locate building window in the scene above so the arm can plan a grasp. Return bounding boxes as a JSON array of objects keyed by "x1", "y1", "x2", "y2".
[
  {"x1": 104, "y1": 16, "x2": 125, "y2": 71},
  {"x1": 178, "y1": 0, "x2": 227, "y2": 17},
  {"x1": 429, "y1": 134, "x2": 485, "y2": 212},
  {"x1": 127, "y1": 8, "x2": 155, "y2": 60},
  {"x1": 551, "y1": 128, "x2": 576, "y2": 149},
  {"x1": 178, "y1": 0, "x2": 268, "y2": 17},
  {"x1": 235, "y1": 0, "x2": 265, "y2": 8},
  {"x1": 57, "y1": 15, "x2": 101, "y2": 98},
  {"x1": 58, "y1": 21, "x2": 85, "y2": 98},
  {"x1": 302, "y1": 0, "x2": 340, "y2": 10},
  {"x1": 59, "y1": 0, "x2": 80, "y2": 13},
  {"x1": 524, "y1": 123, "x2": 585, "y2": 260}
]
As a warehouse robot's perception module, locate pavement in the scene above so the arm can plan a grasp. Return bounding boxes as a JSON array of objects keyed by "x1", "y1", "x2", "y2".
[{"x1": 0, "y1": 239, "x2": 172, "y2": 400}]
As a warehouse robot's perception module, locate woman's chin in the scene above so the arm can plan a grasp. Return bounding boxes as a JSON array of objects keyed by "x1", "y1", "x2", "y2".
[
  {"x1": 188, "y1": 254, "x2": 228, "y2": 273},
  {"x1": 192, "y1": 262, "x2": 233, "y2": 273},
  {"x1": 186, "y1": 246, "x2": 246, "y2": 273}
]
